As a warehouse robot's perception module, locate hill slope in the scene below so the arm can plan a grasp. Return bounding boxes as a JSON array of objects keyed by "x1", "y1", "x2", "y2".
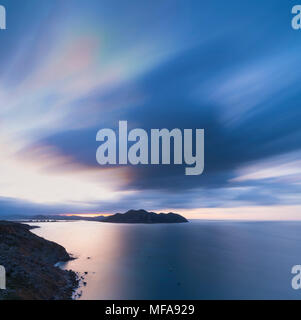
[
  {"x1": 102, "y1": 209, "x2": 188, "y2": 224},
  {"x1": 0, "y1": 221, "x2": 78, "y2": 300}
]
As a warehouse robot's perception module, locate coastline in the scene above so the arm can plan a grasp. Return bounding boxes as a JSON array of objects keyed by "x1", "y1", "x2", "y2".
[{"x1": 0, "y1": 221, "x2": 79, "y2": 300}]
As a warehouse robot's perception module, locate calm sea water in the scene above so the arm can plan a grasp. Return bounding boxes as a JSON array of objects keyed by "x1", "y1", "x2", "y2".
[{"x1": 29, "y1": 220, "x2": 301, "y2": 300}]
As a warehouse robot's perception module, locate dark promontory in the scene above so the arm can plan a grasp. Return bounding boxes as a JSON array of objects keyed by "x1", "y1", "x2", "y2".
[
  {"x1": 102, "y1": 209, "x2": 188, "y2": 224},
  {"x1": 0, "y1": 221, "x2": 78, "y2": 300}
]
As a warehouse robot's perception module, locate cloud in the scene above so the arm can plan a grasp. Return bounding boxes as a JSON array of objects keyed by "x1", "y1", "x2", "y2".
[{"x1": 0, "y1": 0, "x2": 301, "y2": 217}]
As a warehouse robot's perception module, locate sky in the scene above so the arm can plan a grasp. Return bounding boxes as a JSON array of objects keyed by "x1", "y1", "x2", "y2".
[{"x1": 0, "y1": 0, "x2": 301, "y2": 219}]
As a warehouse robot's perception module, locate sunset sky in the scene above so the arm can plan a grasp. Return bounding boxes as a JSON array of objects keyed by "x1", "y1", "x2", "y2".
[{"x1": 0, "y1": 0, "x2": 301, "y2": 219}]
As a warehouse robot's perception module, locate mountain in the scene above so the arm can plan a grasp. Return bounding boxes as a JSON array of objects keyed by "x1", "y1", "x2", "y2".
[
  {"x1": 102, "y1": 209, "x2": 188, "y2": 224},
  {"x1": 10, "y1": 210, "x2": 188, "y2": 224},
  {"x1": 0, "y1": 221, "x2": 78, "y2": 300}
]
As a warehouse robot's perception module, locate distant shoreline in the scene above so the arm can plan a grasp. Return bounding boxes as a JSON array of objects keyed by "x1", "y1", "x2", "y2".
[{"x1": 14, "y1": 209, "x2": 189, "y2": 224}]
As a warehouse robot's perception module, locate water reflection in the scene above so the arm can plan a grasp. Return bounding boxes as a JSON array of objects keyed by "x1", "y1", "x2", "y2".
[{"x1": 31, "y1": 220, "x2": 301, "y2": 299}]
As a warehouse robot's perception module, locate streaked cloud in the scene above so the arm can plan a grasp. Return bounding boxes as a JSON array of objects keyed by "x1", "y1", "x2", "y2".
[{"x1": 0, "y1": 0, "x2": 300, "y2": 218}]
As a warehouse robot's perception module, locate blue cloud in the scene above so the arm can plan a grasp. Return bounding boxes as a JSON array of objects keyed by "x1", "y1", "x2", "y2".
[{"x1": 1, "y1": 0, "x2": 301, "y2": 216}]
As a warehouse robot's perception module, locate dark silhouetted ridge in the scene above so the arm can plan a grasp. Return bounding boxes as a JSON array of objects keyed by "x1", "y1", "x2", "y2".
[{"x1": 102, "y1": 209, "x2": 188, "y2": 224}]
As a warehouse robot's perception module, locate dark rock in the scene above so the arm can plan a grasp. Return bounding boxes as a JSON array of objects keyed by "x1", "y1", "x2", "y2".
[
  {"x1": 0, "y1": 221, "x2": 78, "y2": 300},
  {"x1": 102, "y1": 209, "x2": 188, "y2": 224}
]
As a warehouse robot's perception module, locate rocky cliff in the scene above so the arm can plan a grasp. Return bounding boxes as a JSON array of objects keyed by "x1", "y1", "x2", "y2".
[{"x1": 0, "y1": 221, "x2": 78, "y2": 300}]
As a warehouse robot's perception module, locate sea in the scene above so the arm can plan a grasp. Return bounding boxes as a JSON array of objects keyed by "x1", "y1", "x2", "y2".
[{"x1": 29, "y1": 220, "x2": 301, "y2": 300}]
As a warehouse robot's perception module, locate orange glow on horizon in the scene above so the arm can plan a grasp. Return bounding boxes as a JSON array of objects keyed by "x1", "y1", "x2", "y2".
[
  {"x1": 157, "y1": 205, "x2": 301, "y2": 221},
  {"x1": 59, "y1": 205, "x2": 301, "y2": 221}
]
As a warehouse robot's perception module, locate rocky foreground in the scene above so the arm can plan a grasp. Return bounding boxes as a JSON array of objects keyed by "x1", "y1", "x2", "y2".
[{"x1": 0, "y1": 221, "x2": 78, "y2": 300}]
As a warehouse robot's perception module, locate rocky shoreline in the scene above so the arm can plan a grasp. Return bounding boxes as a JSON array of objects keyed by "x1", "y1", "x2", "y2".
[{"x1": 0, "y1": 221, "x2": 79, "y2": 300}]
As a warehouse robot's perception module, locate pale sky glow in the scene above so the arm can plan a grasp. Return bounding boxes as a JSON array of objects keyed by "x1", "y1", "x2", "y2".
[
  {"x1": 178, "y1": 206, "x2": 301, "y2": 221},
  {"x1": 0, "y1": 136, "x2": 132, "y2": 205},
  {"x1": 231, "y1": 151, "x2": 301, "y2": 183}
]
